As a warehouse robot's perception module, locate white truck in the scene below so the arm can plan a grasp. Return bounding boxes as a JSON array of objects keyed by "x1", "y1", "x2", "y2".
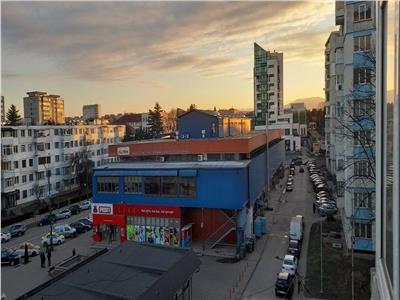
[{"x1": 289, "y1": 215, "x2": 304, "y2": 241}]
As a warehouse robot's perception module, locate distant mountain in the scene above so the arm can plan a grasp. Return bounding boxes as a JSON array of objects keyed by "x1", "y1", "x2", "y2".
[{"x1": 288, "y1": 97, "x2": 325, "y2": 110}]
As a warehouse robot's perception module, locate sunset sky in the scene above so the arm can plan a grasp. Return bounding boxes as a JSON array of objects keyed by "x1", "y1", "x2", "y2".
[{"x1": 2, "y1": 1, "x2": 336, "y2": 117}]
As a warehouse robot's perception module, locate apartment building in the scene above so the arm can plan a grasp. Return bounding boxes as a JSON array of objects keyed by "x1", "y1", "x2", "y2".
[
  {"x1": 371, "y1": 1, "x2": 399, "y2": 299},
  {"x1": 83, "y1": 104, "x2": 102, "y2": 121},
  {"x1": 1, "y1": 96, "x2": 5, "y2": 124},
  {"x1": 254, "y1": 43, "x2": 307, "y2": 151},
  {"x1": 23, "y1": 91, "x2": 65, "y2": 125},
  {"x1": 1, "y1": 124, "x2": 125, "y2": 214},
  {"x1": 325, "y1": 1, "x2": 376, "y2": 252}
]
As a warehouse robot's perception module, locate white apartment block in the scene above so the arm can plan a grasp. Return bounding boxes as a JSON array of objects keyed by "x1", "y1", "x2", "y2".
[
  {"x1": 325, "y1": 1, "x2": 376, "y2": 252},
  {"x1": 23, "y1": 91, "x2": 65, "y2": 125},
  {"x1": 254, "y1": 43, "x2": 307, "y2": 151},
  {"x1": 83, "y1": 104, "x2": 102, "y2": 121},
  {"x1": 1, "y1": 124, "x2": 125, "y2": 212}
]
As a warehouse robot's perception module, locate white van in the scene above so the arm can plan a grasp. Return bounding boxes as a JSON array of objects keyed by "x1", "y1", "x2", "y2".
[
  {"x1": 289, "y1": 215, "x2": 304, "y2": 241},
  {"x1": 54, "y1": 224, "x2": 77, "y2": 238}
]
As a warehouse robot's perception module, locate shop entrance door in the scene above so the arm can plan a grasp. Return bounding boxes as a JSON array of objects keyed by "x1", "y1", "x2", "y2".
[{"x1": 99, "y1": 224, "x2": 120, "y2": 243}]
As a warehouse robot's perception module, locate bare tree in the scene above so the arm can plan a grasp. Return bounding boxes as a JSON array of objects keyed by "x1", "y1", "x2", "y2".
[{"x1": 162, "y1": 109, "x2": 177, "y2": 133}]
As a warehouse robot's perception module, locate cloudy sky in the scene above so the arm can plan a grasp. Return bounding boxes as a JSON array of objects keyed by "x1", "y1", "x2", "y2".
[{"x1": 2, "y1": 1, "x2": 335, "y2": 116}]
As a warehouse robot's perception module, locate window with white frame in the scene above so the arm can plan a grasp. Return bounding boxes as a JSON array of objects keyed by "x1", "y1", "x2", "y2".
[
  {"x1": 353, "y1": 99, "x2": 373, "y2": 117},
  {"x1": 354, "y1": 160, "x2": 372, "y2": 177},
  {"x1": 353, "y1": 68, "x2": 372, "y2": 84},
  {"x1": 337, "y1": 159, "x2": 344, "y2": 170},
  {"x1": 354, "y1": 130, "x2": 373, "y2": 145},
  {"x1": 354, "y1": 192, "x2": 373, "y2": 208},
  {"x1": 353, "y1": 3, "x2": 371, "y2": 22},
  {"x1": 354, "y1": 35, "x2": 372, "y2": 52},
  {"x1": 337, "y1": 181, "x2": 345, "y2": 197},
  {"x1": 354, "y1": 223, "x2": 372, "y2": 239}
]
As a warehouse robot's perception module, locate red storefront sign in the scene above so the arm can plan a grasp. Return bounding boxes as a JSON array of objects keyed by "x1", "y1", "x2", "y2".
[{"x1": 112, "y1": 204, "x2": 180, "y2": 218}]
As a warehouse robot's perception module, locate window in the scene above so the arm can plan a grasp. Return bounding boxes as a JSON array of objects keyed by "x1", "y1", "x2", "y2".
[
  {"x1": 13, "y1": 145, "x2": 18, "y2": 153},
  {"x1": 179, "y1": 177, "x2": 196, "y2": 197},
  {"x1": 46, "y1": 143, "x2": 51, "y2": 150},
  {"x1": 54, "y1": 129, "x2": 59, "y2": 135},
  {"x1": 28, "y1": 144, "x2": 33, "y2": 152},
  {"x1": 22, "y1": 175, "x2": 27, "y2": 183},
  {"x1": 354, "y1": 160, "x2": 372, "y2": 177},
  {"x1": 21, "y1": 145, "x2": 26, "y2": 152},
  {"x1": 353, "y1": 99, "x2": 373, "y2": 116},
  {"x1": 337, "y1": 159, "x2": 344, "y2": 170},
  {"x1": 354, "y1": 35, "x2": 372, "y2": 52},
  {"x1": 5, "y1": 178, "x2": 14, "y2": 188},
  {"x1": 20, "y1": 130, "x2": 25, "y2": 137},
  {"x1": 22, "y1": 190, "x2": 27, "y2": 199},
  {"x1": 161, "y1": 177, "x2": 177, "y2": 196},
  {"x1": 97, "y1": 177, "x2": 119, "y2": 193},
  {"x1": 285, "y1": 129, "x2": 291, "y2": 135},
  {"x1": 354, "y1": 130, "x2": 373, "y2": 145},
  {"x1": 13, "y1": 161, "x2": 19, "y2": 169},
  {"x1": 29, "y1": 174, "x2": 34, "y2": 182},
  {"x1": 56, "y1": 182, "x2": 61, "y2": 190},
  {"x1": 353, "y1": 3, "x2": 371, "y2": 22},
  {"x1": 337, "y1": 181, "x2": 345, "y2": 197},
  {"x1": 55, "y1": 155, "x2": 60, "y2": 162},
  {"x1": 28, "y1": 129, "x2": 32, "y2": 137},
  {"x1": 2, "y1": 145, "x2": 13, "y2": 156},
  {"x1": 22, "y1": 160, "x2": 26, "y2": 168},
  {"x1": 144, "y1": 177, "x2": 160, "y2": 195},
  {"x1": 38, "y1": 156, "x2": 51, "y2": 165},
  {"x1": 354, "y1": 192, "x2": 373, "y2": 208},
  {"x1": 353, "y1": 68, "x2": 372, "y2": 84},
  {"x1": 36, "y1": 171, "x2": 45, "y2": 180},
  {"x1": 124, "y1": 176, "x2": 142, "y2": 193},
  {"x1": 55, "y1": 142, "x2": 59, "y2": 149},
  {"x1": 14, "y1": 176, "x2": 19, "y2": 184},
  {"x1": 354, "y1": 223, "x2": 372, "y2": 239},
  {"x1": 55, "y1": 168, "x2": 60, "y2": 175}
]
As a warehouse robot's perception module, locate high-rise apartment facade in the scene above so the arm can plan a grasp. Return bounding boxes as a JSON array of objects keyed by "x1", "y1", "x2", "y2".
[
  {"x1": 23, "y1": 91, "x2": 65, "y2": 125},
  {"x1": 371, "y1": 1, "x2": 399, "y2": 299},
  {"x1": 83, "y1": 104, "x2": 102, "y2": 121},
  {"x1": 1, "y1": 96, "x2": 5, "y2": 124},
  {"x1": 1, "y1": 124, "x2": 125, "y2": 214},
  {"x1": 325, "y1": 1, "x2": 376, "y2": 252}
]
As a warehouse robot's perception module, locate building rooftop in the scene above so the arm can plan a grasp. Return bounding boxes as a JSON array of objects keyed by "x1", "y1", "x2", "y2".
[{"x1": 25, "y1": 242, "x2": 201, "y2": 300}]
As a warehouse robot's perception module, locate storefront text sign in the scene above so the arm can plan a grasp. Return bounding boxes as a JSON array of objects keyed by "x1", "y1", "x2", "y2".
[
  {"x1": 92, "y1": 203, "x2": 113, "y2": 215},
  {"x1": 126, "y1": 205, "x2": 180, "y2": 218},
  {"x1": 117, "y1": 146, "x2": 130, "y2": 155}
]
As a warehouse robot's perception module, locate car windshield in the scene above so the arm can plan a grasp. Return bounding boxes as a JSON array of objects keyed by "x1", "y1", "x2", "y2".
[
  {"x1": 283, "y1": 259, "x2": 293, "y2": 265},
  {"x1": 289, "y1": 241, "x2": 298, "y2": 248}
]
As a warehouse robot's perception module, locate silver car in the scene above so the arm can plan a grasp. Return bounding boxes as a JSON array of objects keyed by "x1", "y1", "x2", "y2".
[{"x1": 318, "y1": 203, "x2": 338, "y2": 216}]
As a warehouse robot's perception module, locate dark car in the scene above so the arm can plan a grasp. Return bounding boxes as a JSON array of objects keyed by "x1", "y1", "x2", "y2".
[
  {"x1": 287, "y1": 239, "x2": 301, "y2": 257},
  {"x1": 299, "y1": 166, "x2": 304, "y2": 173},
  {"x1": 1, "y1": 248, "x2": 20, "y2": 266},
  {"x1": 275, "y1": 272, "x2": 295, "y2": 298},
  {"x1": 69, "y1": 205, "x2": 81, "y2": 215},
  {"x1": 9, "y1": 224, "x2": 27, "y2": 237},
  {"x1": 38, "y1": 214, "x2": 56, "y2": 226},
  {"x1": 77, "y1": 218, "x2": 92, "y2": 227},
  {"x1": 70, "y1": 222, "x2": 91, "y2": 234}
]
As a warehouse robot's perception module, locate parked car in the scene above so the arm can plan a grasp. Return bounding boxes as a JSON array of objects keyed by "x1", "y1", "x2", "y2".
[
  {"x1": 79, "y1": 200, "x2": 91, "y2": 211},
  {"x1": 289, "y1": 215, "x2": 304, "y2": 241},
  {"x1": 56, "y1": 209, "x2": 72, "y2": 220},
  {"x1": 299, "y1": 166, "x2": 304, "y2": 173},
  {"x1": 281, "y1": 254, "x2": 298, "y2": 275},
  {"x1": 13, "y1": 242, "x2": 41, "y2": 257},
  {"x1": 69, "y1": 205, "x2": 81, "y2": 215},
  {"x1": 1, "y1": 248, "x2": 20, "y2": 266},
  {"x1": 318, "y1": 203, "x2": 338, "y2": 217},
  {"x1": 54, "y1": 224, "x2": 77, "y2": 238},
  {"x1": 70, "y1": 222, "x2": 91, "y2": 233},
  {"x1": 287, "y1": 239, "x2": 301, "y2": 257},
  {"x1": 41, "y1": 232, "x2": 65, "y2": 246},
  {"x1": 9, "y1": 224, "x2": 27, "y2": 237},
  {"x1": 275, "y1": 272, "x2": 295, "y2": 298},
  {"x1": 289, "y1": 168, "x2": 295, "y2": 176},
  {"x1": 77, "y1": 218, "x2": 92, "y2": 227},
  {"x1": 286, "y1": 183, "x2": 293, "y2": 192},
  {"x1": 1, "y1": 232, "x2": 11, "y2": 243},
  {"x1": 38, "y1": 214, "x2": 56, "y2": 226}
]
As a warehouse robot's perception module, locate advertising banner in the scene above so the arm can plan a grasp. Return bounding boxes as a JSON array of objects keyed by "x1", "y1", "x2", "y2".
[
  {"x1": 92, "y1": 203, "x2": 113, "y2": 215},
  {"x1": 127, "y1": 224, "x2": 179, "y2": 247}
]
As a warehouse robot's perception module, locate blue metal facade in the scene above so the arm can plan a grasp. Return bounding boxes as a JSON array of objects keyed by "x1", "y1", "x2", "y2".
[{"x1": 177, "y1": 110, "x2": 219, "y2": 139}]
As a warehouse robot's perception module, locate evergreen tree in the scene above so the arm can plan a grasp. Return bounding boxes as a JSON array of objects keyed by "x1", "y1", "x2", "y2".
[
  {"x1": 148, "y1": 102, "x2": 164, "y2": 137},
  {"x1": 6, "y1": 104, "x2": 22, "y2": 125},
  {"x1": 188, "y1": 104, "x2": 197, "y2": 111}
]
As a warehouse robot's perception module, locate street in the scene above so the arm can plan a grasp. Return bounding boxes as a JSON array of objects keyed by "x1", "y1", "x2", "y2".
[{"x1": 241, "y1": 155, "x2": 317, "y2": 299}]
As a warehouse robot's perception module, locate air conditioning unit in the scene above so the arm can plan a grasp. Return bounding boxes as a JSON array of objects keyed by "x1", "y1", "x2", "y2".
[
  {"x1": 159, "y1": 156, "x2": 165, "y2": 162},
  {"x1": 197, "y1": 155, "x2": 203, "y2": 162}
]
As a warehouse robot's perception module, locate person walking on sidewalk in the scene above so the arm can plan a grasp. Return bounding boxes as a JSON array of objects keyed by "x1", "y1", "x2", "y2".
[
  {"x1": 40, "y1": 248, "x2": 46, "y2": 268},
  {"x1": 313, "y1": 202, "x2": 316, "y2": 214},
  {"x1": 47, "y1": 247, "x2": 52, "y2": 267},
  {"x1": 24, "y1": 243, "x2": 29, "y2": 264}
]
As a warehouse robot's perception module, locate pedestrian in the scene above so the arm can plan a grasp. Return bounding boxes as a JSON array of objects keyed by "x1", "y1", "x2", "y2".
[
  {"x1": 72, "y1": 248, "x2": 76, "y2": 256},
  {"x1": 313, "y1": 202, "x2": 316, "y2": 214},
  {"x1": 40, "y1": 248, "x2": 46, "y2": 268},
  {"x1": 24, "y1": 243, "x2": 29, "y2": 264},
  {"x1": 47, "y1": 247, "x2": 52, "y2": 267}
]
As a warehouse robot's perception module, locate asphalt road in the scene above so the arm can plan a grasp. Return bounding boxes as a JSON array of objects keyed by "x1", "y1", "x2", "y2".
[
  {"x1": 2, "y1": 208, "x2": 92, "y2": 250},
  {"x1": 241, "y1": 156, "x2": 318, "y2": 299}
]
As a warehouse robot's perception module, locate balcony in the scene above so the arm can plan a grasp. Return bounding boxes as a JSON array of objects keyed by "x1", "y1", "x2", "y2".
[
  {"x1": 353, "y1": 207, "x2": 375, "y2": 222},
  {"x1": 335, "y1": 1, "x2": 344, "y2": 26}
]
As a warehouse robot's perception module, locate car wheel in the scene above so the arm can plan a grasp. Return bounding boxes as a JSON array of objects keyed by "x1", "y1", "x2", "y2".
[
  {"x1": 18, "y1": 232, "x2": 22, "y2": 237},
  {"x1": 10, "y1": 260, "x2": 15, "y2": 266},
  {"x1": 57, "y1": 240, "x2": 62, "y2": 245},
  {"x1": 1, "y1": 238, "x2": 5, "y2": 243}
]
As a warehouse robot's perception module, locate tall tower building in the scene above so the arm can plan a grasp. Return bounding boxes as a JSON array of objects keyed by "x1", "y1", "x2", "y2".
[
  {"x1": 83, "y1": 104, "x2": 102, "y2": 121},
  {"x1": 23, "y1": 91, "x2": 65, "y2": 125},
  {"x1": 254, "y1": 43, "x2": 283, "y2": 126}
]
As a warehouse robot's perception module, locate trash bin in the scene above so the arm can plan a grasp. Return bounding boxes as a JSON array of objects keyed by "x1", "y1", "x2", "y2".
[
  {"x1": 245, "y1": 238, "x2": 254, "y2": 253},
  {"x1": 239, "y1": 243, "x2": 246, "y2": 259},
  {"x1": 259, "y1": 217, "x2": 267, "y2": 234},
  {"x1": 254, "y1": 217, "x2": 262, "y2": 238}
]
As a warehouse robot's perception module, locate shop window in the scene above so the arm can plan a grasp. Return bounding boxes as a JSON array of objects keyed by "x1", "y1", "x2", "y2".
[
  {"x1": 161, "y1": 177, "x2": 177, "y2": 196},
  {"x1": 97, "y1": 176, "x2": 119, "y2": 193},
  {"x1": 144, "y1": 177, "x2": 160, "y2": 195},
  {"x1": 124, "y1": 176, "x2": 142, "y2": 193},
  {"x1": 179, "y1": 177, "x2": 196, "y2": 197}
]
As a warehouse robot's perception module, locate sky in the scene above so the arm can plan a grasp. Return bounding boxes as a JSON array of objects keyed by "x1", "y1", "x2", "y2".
[{"x1": 2, "y1": 1, "x2": 336, "y2": 117}]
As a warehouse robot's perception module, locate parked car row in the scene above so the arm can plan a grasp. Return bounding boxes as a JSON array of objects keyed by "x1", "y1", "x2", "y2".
[
  {"x1": 307, "y1": 160, "x2": 338, "y2": 217},
  {"x1": 1, "y1": 224, "x2": 27, "y2": 244},
  {"x1": 275, "y1": 215, "x2": 304, "y2": 298}
]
